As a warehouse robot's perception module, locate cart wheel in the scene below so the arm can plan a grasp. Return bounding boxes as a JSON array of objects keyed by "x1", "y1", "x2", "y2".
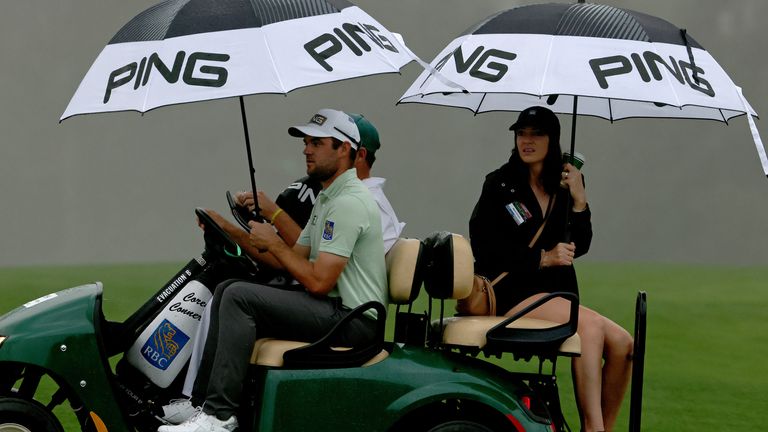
[
  {"x1": 426, "y1": 420, "x2": 494, "y2": 432},
  {"x1": 628, "y1": 291, "x2": 647, "y2": 432},
  {"x1": 0, "y1": 397, "x2": 64, "y2": 432}
]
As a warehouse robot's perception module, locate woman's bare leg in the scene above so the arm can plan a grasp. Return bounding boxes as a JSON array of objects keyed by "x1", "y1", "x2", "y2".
[
  {"x1": 572, "y1": 309, "x2": 607, "y2": 431},
  {"x1": 506, "y1": 294, "x2": 606, "y2": 431},
  {"x1": 600, "y1": 319, "x2": 633, "y2": 431}
]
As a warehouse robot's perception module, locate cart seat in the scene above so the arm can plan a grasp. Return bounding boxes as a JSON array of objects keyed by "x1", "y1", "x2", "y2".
[
  {"x1": 435, "y1": 316, "x2": 580, "y2": 356},
  {"x1": 251, "y1": 238, "x2": 424, "y2": 368},
  {"x1": 423, "y1": 231, "x2": 580, "y2": 360},
  {"x1": 250, "y1": 338, "x2": 390, "y2": 367}
]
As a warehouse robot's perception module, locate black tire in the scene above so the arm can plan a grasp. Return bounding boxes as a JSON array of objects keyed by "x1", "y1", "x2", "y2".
[
  {"x1": 426, "y1": 420, "x2": 495, "y2": 432},
  {"x1": 0, "y1": 397, "x2": 64, "y2": 432}
]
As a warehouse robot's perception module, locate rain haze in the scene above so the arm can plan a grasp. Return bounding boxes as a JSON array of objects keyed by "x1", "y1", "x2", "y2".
[{"x1": 1, "y1": 0, "x2": 766, "y2": 268}]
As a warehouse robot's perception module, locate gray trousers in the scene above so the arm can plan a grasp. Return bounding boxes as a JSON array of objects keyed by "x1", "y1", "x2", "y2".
[{"x1": 193, "y1": 279, "x2": 376, "y2": 419}]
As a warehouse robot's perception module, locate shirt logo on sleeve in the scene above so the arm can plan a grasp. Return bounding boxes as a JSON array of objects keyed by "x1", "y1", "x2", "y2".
[{"x1": 322, "y1": 220, "x2": 335, "y2": 240}]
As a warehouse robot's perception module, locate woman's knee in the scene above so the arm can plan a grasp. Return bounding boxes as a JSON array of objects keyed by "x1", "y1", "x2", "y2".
[
  {"x1": 576, "y1": 308, "x2": 606, "y2": 339},
  {"x1": 606, "y1": 325, "x2": 634, "y2": 360}
]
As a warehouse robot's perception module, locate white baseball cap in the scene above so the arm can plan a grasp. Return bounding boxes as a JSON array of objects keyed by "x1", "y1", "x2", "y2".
[{"x1": 288, "y1": 109, "x2": 360, "y2": 149}]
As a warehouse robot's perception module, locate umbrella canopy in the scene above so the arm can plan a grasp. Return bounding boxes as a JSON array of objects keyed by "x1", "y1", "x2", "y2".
[
  {"x1": 61, "y1": 0, "x2": 413, "y2": 120},
  {"x1": 60, "y1": 0, "x2": 417, "y2": 217},
  {"x1": 399, "y1": 2, "x2": 766, "y2": 175}
]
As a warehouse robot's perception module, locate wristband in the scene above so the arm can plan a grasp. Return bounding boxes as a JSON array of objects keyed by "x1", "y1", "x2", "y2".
[{"x1": 269, "y1": 208, "x2": 284, "y2": 225}]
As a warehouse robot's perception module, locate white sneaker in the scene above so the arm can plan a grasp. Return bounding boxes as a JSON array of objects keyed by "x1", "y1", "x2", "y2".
[
  {"x1": 157, "y1": 411, "x2": 238, "y2": 432},
  {"x1": 160, "y1": 399, "x2": 200, "y2": 425}
]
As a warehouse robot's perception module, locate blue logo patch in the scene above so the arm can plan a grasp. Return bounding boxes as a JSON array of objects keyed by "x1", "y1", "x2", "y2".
[
  {"x1": 141, "y1": 319, "x2": 190, "y2": 370},
  {"x1": 323, "y1": 220, "x2": 335, "y2": 240}
]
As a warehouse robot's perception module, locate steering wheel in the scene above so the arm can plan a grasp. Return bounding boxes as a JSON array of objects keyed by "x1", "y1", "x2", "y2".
[
  {"x1": 226, "y1": 190, "x2": 264, "y2": 231},
  {"x1": 195, "y1": 207, "x2": 257, "y2": 272}
]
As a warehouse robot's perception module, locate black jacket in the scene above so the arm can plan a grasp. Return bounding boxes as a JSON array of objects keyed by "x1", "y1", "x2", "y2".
[{"x1": 469, "y1": 159, "x2": 592, "y2": 313}]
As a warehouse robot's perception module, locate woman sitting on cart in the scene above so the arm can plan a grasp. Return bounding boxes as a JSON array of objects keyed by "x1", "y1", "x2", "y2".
[{"x1": 469, "y1": 106, "x2": 633, "y2": 432}]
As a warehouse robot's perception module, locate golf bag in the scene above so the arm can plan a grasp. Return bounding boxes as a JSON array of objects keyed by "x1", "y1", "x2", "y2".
[{"x1": 125, "y1": 275, "x2": 212, "y2": 388}]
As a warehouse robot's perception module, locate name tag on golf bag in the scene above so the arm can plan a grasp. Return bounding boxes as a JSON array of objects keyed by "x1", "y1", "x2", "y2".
[{"x1": 125, "y1": 280, "x2": 211, "y2": 388}]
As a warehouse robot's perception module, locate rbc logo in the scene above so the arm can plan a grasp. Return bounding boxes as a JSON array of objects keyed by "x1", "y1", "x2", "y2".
[
  {"x1": 141, "y1": 319, "x2": 190, "y2": 370},
  {"x1": 323, "y1": 220, "x2": 335, "y2": 240}
]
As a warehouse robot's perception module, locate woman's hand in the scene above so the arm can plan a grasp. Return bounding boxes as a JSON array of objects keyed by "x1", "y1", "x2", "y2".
[
  {"x1": 560, "y1": 163, "x2": 587, "y2": 211},
  {"x1": 541, "y1": 242, "x2": 576, "y2": 267}
]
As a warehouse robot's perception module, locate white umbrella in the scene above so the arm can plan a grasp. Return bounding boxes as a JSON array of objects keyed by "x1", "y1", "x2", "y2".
[
  {"x1": 399, "y1": 1, "x2": 766, "y2": 177},
  {"x1": 61, "y1": 0, "x2": 416, "y2": 215}
]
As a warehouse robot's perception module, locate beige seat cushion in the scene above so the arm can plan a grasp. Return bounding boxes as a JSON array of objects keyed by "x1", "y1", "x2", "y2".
[
  {"x1": 250, "y1": 338, "x2": 389, "y2": 367},
  {"x1": 450, "y1": 234, "x2": 475, "y2": 300},
  {"x1": 247, "y1": 237, "x2": 418, "y2": 369},
  {"x1": 251, "y1": 338, "x2": 308, "y2": 367},
  {"x1": 437, "y1": 316, "x2": 581, "y2": 356},
  {"x1": 386, "y1": 238, "x2": 423, "y2": 304},
  {"x1": 421, "y1": 232, "x2": 474, "y2": 300}
]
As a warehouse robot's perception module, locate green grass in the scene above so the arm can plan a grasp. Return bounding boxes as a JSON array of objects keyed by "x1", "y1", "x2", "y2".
[
  {"x1": 1, "y1": 262, "x2": 766, "y2": 431},
  {"x1": 575, "y1": 263, "x2": 768, "y2": 431}
]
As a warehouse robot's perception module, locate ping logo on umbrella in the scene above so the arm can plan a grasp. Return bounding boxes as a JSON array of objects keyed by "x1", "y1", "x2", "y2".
[
  {"x1": 140, "y1": 319, "x2": 190, "y2": 370},
  {"x1": 304, "y1": 22, "x2": 400, "y2": 72},
  {"x1": 589, "y1": 51, "x2": 714, "y2": 97},
  {"x1": 434, "y1": 46, "x2": 517, "y2": 83},
  {"x1": 103, "y1": 51, "x2": 230, "y2": 104}
]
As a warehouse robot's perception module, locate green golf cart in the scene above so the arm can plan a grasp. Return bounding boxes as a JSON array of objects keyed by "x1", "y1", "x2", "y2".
[{"x1": 0, "y1": 208, "x2": 646, "y2": 432}]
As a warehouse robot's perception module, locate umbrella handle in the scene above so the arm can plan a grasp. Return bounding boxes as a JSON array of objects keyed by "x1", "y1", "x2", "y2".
[
  {"x1": 239, "y1": 96, "x2": 264, "y2": 223},
  {"x1": 563, "y1": 95, "x2": 579, "y2": 242}
]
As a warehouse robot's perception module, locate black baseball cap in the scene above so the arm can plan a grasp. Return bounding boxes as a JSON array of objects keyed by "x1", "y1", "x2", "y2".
[{"x1": 509, "y1": 106, "x2": 560, "y2": 134}]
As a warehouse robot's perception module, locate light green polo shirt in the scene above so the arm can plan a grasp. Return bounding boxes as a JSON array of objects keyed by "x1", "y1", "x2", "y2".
[{"x1": 297, "y1": 168, "x2": 388, "y2": 317}]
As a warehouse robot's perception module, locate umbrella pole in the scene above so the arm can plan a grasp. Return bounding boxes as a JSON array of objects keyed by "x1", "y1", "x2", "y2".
[
  {"x1": 569, "y1": 97, "x2": 577, "y2": 161},
  {"x1": 239, "y1": 96, "x2": 262, "y2": 221},
  {"x1": 564, "y1": 95, "x2": 579, "y2": 242}
]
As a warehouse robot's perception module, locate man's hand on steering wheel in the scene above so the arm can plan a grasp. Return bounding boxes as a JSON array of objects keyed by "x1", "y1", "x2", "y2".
[
  {"x1": 227, "y1": 191, "x2": 256, "y2": 230},
  {"x1": 195, "y1": 207, "x2": 257, "y2": 269}
]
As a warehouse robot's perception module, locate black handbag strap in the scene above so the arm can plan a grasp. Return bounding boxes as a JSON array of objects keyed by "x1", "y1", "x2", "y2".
[{"x1": 528, "y1": 193, "x2": 556, "y2": 248}]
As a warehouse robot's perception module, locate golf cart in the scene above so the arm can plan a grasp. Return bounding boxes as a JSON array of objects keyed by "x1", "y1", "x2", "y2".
[{"x1": 0, "y1": 202, "x2": 646, "y2": 432}]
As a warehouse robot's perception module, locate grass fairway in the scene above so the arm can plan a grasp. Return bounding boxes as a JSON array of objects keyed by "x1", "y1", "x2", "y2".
[
  {"x1": 0, "y1": 261, "x2": 766, "y2": 431},
  {"x1": 573, "y1": 263, "x2": 767, "y2": 431}
]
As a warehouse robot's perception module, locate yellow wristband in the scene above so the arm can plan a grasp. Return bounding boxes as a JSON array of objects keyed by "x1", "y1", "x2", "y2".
[{"x1": 269, "y1": 208, "x2": 284, "y2": 225}]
